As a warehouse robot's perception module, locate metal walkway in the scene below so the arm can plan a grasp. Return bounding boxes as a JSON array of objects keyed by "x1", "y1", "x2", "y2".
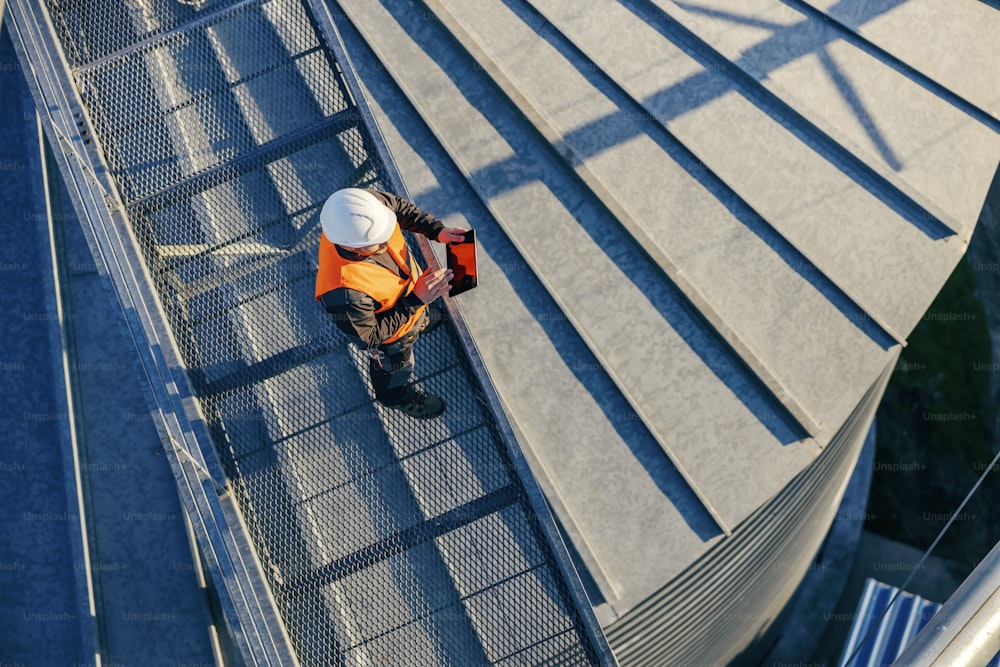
[{"x1": 6, "y1": 0, "x2": 614, "y2": 664}]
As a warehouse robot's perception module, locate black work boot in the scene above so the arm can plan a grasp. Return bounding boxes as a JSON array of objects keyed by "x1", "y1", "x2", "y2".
[{"x1": 392, "y1": 387, "x2": 446, "y2": 419}]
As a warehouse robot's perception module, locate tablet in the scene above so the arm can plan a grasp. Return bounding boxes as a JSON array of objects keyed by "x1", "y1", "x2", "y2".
[{"x1": 446, "y1": 229, "x2": 478, "y2": 297}]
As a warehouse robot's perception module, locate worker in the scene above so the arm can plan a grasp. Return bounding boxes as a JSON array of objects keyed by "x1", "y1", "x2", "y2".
[{"x1": 315, "y1": 188, "x2": 467, "y2": 418}]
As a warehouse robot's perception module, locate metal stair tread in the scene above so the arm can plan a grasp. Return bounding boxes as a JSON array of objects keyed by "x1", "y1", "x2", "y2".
[
  {"x1": 11, "y1": 0, "x2": 616, "y2": 662},
  {"x1": 78, "y1": 0, "x2": 342, "y2": 203}
]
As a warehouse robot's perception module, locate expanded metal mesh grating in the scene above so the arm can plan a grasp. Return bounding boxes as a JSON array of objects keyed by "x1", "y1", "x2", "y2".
[{"x1": 46, "y1": 0, "x2": 601, "y2": 664}]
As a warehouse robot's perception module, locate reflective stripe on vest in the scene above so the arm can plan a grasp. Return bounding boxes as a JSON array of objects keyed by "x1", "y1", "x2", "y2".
[{"x1": 315, "y1": 225, "x2": 426, "y2": 345}]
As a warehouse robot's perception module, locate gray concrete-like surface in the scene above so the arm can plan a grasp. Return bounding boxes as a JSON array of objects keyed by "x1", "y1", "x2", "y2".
[
  {"x1": 8, "y1": 0, "x2": 996, "y2": 661},
  {"x1": 644, "y1": 0, "x2": 992, "y2": 338},
  {"x1": 800, "y1": 0, "x2": 1000, "y2": 118},
  {"x1": 657, "y1": 0, "x2": 998, "y2": 235},
  {"x1": 361, "y1": 78, "x2": 725, "y2": 615},
  {"x1": 337, "y1": 0, "x2": 823, "y2": 541},
  {"x1": 336, "y1": 0, "x2": 767, "y2": 612},
  {"x1": 428, "y1": 0, "x2": 904, "y2": 497}
]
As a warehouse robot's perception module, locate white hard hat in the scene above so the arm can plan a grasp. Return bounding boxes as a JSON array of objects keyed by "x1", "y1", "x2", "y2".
[{"x1": 320, "y1": 188, "x2": 396, "y2": 247}]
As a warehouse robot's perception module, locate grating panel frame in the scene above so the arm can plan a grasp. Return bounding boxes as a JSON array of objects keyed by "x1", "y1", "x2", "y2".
[
  {"x1": 37, "y1": 0, "x2": 612, "y2": 663},
  {"x1": 49, "y1": 0, "x2": 248, "y2": 67},
  {"x1": 73, "y1": 0, "x2": 351, "y2": 202}
]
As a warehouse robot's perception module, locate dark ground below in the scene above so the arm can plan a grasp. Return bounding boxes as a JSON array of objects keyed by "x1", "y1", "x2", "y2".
[{"x1": 868, "y1": 253, "x2": 999, "y2": 581}]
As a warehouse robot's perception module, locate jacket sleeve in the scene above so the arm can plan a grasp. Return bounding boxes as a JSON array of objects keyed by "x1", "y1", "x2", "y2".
[
  {"x1": 366, "y1": 189, "x2": 445, "y2": 241},
  {"x1": 319, "y1": 287, "x2": 424, "y2": 349}
]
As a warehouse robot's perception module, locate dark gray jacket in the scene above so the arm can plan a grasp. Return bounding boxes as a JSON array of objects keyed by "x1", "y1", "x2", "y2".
[{"x1": 318, "y1": 189, "x2": 444, "y2": 349}]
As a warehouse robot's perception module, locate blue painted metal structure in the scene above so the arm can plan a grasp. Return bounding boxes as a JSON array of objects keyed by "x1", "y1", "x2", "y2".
[
  {"x1": 839, "y1": 578, "x2": 1000, "y2": 667},
  {"x1": 5, "y1": 0, "x2": 615, "y2": 664}
]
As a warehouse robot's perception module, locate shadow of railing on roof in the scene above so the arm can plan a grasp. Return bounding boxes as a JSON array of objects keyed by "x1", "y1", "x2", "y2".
[
  {"x1": 621, "y1": 0, "x2": 946, "y2": 235},
  {"x1": 493, "y1": 0, "x2": 920, "y2": 351}
]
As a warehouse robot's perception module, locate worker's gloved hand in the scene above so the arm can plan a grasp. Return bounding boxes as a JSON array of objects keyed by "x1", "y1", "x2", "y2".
[{"x1": 413, "y1": 267, "x2": 453, "y2": 304}]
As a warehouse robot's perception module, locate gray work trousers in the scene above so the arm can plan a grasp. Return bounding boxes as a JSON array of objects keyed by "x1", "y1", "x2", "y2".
[{"x1": 367, "y1": 308, "x2": 429, "y2": 405}]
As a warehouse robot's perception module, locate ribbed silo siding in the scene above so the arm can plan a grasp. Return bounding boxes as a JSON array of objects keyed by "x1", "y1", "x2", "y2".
[{"x1": 608, "y1": 353, "x2": 898, "y2": 666}]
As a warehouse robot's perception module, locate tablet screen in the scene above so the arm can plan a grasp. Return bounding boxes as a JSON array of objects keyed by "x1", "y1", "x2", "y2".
[{"x1": 446, "y1": 230, "x2": 478, "y2": 297}]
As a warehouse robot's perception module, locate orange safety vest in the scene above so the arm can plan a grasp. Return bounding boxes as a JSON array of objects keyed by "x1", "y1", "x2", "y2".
[{"x1": 315, "y1": 225, "x2": 426, "y2": 345}]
